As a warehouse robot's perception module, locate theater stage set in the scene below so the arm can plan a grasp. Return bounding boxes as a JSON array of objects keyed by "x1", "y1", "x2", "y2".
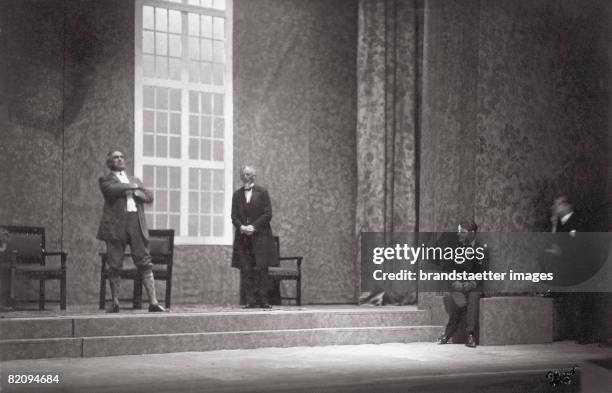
[{"x1": 2, "y1": 0, "x2": 612, "y2": 391}]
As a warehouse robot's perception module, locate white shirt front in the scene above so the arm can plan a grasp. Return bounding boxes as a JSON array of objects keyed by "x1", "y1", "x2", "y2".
[
  {"x1": 113, "y1": 171, "x2": 138, "y2": 212},
  {"x1": 245, "y1": 189, "x2": 253, "y2": 204}
]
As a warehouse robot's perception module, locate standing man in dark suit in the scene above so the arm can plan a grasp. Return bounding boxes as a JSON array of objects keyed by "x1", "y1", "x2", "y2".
[
  {"x1": 437, "y1": 220, "x2": 486, "y2": 348},
  {"x1": 231, "y1": 165, "x2": 278, "y2": 308},
  {"x1": 97, "y1": 150, "x2": 165, "y2": 313}
]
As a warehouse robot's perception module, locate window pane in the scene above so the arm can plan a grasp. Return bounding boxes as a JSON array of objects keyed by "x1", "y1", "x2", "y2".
[
  {"x1": 189, "y1": 115, "x2": 199, "y2": 136},
  {"x1": 144, "y1": 135, "x2": 155, "y2": 156},
  {"x1": 169, "y1": 89, "x2": 181, "y2": 111},
  {"x1": 143, "y1": 165, "x2": 155, "y2": 186},
  {"x1": 188, "y1": 13, "x2": 199, "y2": 36},
  {"x1": 189, "y1": 91, "x2": 199, "y2": 113},
  {"x1": 156, "y1": 88, "x2": 168, "y2": 109},
  {"x1": 156, "y1": 214, "x2": 168, "y2": 228},
  {"x1": 213, "y1": 17, "x2": 224, "y2": 40},
  {"x1": 201, "y1": 15, "x2": 213, "y2": 37},
  {"x1": 188, "y1": 215, "x2": 198, "y2": 236},
  {"x1": 156, "y1": 166, "x2": 168, "y2": 188},
  {"x1": 213, "y1": 117, "x2": 224, "y2": 138},
  {"x1": 143, "y1": 6, "x2": 154, "y2": 30},
  {"x1": 201, "y1": 139, "x2": 211, "y2": 160},
  {"x1": 189, "y1": 192, "x2": 199, "y2": 213},
  {"x1": 170, "y1": 137, "x2": 181, "y2": 158},
  {"x1": 156, "y1": 32, "x2": 168, "y2": 56},
  {"x1": 213, "y1": 93, "x2": 224, "y2": 116},
  {"x1": 156, "y1": 135, "x2": 168, "y2": 157},
  {"x1": 201, "y1": 39, "x2": 212, "y2": 62},
  {"x1": 169, "y1": 58, "x2": 181, "y2": 80},
  {"x1": 213, "y1": 216, "x2": 224, "y2": 236},
  {"x1": 212, "y1": 192, "x2": 223, "y2": 213},
  {"x1": 169, "y1": 215, "x2": 180, "y2": 232},
  {"x1": 168, "y1": 10, "x2": 181, "y2": 34},
  {"x1": 155, "y1": 8, "x2": 167, "y2": 31},
  {"x1": 212, "y1": 170, "x2": 224, "y2": 191},
  {"x1": 212, "y1": 63, "x2": 224, "y2": 85},
  {"x1": 200, "y1": 62, "x2": 212, "y2": 85},
  {"x1": 200, "y1": 216, "x2": 211, "y2": 236},
  {"x1": 201, "y1": 0, "x2": 212, "y2": 8},
  {"x1": 170, "y1": 113, "x2": 181, "y2": 134},
  {"x1": 156, "y1": 56, "x2": 168, "y2": 78},
  {"x1": 189, "y1": 61, "x2": 200, "y2": 83},
  {"x1": 143, "y1": 31, "x2": 155, "y2": 54},
  {"x1": 155, "y1": 190, "x2": 168, "y2": 211},
  {"x1": 213, "y1": 140, "x2": 223, "y2": 161},
  {"x1": 189, "y1": 37, "x2": 200, "y2": 60},
  {"x1": 201, "y1": 116, "x2": 211, "y2": 137},
  {"x1": 201, "y1": 192, "x2": 211, "y2": 214},
  {"x1": 189, "y1": 168, "x2": 199, "y2": 189},
  {"x1": 143, "y1": 86, "x2": 155, "y2": 108},
  {"x1": 169, "y1": 167, "x2": 180, "y2": 188},
  {"x1": 169, "y1": 34, "x2": 181, "y2": 57},
  {"x1": 201, "y1": 93, "x2": 211, "y2": 114},
  {"x1": 213, "y1": 40, "x2": 224, "y2": 63},
  {"x1": 189, "y1": 138, "x2": 199, "y2": 159},
  {"x1": 201, "y1": 169, "x2": 211, "y2": 190},
  {"x1": 169, "y1": 191, "x2": 180, "y2": 212},
  {"x1": 156, "y1": 112, "x2": 168, "y2": 133},
  {"x1": 143, "y1": 55, "x2": 155, "y2": 77},
  {"x1": 143, "y1": 110, "x2": 155, "y2": 132},
  {"x1": 188, "y1": 0, "x2": 200, "y2": 6}
]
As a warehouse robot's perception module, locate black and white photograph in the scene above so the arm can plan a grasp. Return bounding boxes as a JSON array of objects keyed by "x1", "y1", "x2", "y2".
[{"x1": 0, "y1": 0, "x2": 611, "y2": 392}]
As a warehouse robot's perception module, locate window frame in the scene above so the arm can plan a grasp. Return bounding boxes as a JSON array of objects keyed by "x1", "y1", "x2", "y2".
[{"x1": 134, "y1": 0, "x2": 234, "y2": 245}]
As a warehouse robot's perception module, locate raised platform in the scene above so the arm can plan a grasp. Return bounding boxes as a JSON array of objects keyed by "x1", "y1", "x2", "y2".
[{"x1": 0, "y1": 305, "x2": 443, "y2": 360}]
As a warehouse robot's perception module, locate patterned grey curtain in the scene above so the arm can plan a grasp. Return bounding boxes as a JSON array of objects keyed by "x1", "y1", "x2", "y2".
[{"x1": 356, "y1": 0, "x2": 420, "y2": 303}]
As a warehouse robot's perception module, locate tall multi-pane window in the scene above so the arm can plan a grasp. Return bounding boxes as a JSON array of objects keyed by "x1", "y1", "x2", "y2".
[{"x1": 135, "y1": 0, "x2": 232, "y2": 245}]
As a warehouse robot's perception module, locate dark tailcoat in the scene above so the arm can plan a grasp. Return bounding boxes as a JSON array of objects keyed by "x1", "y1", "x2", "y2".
[
  {"x1": 231, "y1": 185, "x2": 278, "y2": 269},
  {"x1": 96, "y1": 173, "x2": 153, "y2": 241}
]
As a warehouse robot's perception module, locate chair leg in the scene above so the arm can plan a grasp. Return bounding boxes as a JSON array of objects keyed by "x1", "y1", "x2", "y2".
[
  {"x1": 165, "y1": 278, "x2": 171, "y2": 309},
  {"x1": 99, "y1": 274, "x2": 106, "y2": 310},
  {"x1": 60, "y1": 276, "x2": 67, "y2": 310},
  {"x1": 296, "y1": 277, "x2": 301, "y2": 306},
  {"x1": 39, "y1": 280, "x2": 45, "y2": 311}
]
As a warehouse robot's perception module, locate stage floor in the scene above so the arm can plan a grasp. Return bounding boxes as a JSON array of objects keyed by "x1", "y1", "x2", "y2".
[
  {"x1": 0, "y1": 304, "x2": 419, "y2": 319},
  {"x1": 1, "y1": 342, "x2": 611, "y2": 393}
]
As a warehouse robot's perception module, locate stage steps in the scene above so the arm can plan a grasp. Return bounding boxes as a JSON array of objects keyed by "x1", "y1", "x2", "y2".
[{"x1": 0, "y1": 307, "x2": 443, "y2": 360}]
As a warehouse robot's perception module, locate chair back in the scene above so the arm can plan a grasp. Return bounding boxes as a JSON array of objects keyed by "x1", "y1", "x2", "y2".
[
  {"x1": 2, "y1": 226, "x2": 45, "y2": 264},
  {"x1": 148, "y1": 229, "x2": 174, "y2": 266}
]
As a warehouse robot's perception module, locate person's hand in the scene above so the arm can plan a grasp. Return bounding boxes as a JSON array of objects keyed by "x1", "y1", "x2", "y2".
[{"x1": 240, "y1": 225, "x2": 255, "y2": 235}]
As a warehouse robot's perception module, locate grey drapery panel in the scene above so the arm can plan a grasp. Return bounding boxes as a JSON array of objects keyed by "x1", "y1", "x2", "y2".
[{"x1": 356, "y1": 0, "x2": 420, "y2": 303}]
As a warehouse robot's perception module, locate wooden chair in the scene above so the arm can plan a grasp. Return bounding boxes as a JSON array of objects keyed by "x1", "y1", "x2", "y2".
[
  {"x1": 267, "y1": 236, "x2": 303, "y2": 305},
  {"x1": 3, "y1": 226, "x2": 67, "y2": 310},
  {"x1": 99, "y1": 229, "x2": 174, "y2": 309}
]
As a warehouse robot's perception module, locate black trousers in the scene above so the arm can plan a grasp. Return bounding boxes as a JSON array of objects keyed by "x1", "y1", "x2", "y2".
[
  {"x1": 444, "y1": 291, "x2": 482, "y2": 338},
  {"x1": 240, "y1": 236, "x2": 271, "y2": 305}
]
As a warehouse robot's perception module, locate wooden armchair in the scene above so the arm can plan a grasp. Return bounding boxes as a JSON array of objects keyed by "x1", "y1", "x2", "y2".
[
  {"x1": 267, "y1": 236, "x2": 303, "y2": 305},
  {"x1": 3, "y1": 226, "x2": 67, "y2": 310},
  {"x1": 99, "y1": 229, "x2": 174, "y2": 309}
]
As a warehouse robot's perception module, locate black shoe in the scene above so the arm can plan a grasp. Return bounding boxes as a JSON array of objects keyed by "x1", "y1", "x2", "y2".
[
  {"x1": 242, "y1": 304, "x2": 258, "y2": 309},
  {"x1": 106, "y1": 304, "x2": 120, "y2": 313},
  {"x1": 259, "y1": 303, "x2": 272, "y2": 309},
  {"x1": 466, "y1": 333, "x2": 477, "y2": 348},
  {"x1": 148, "y1": 304, "x2": 167, "y2": 312},
  {"x1": 437, "y1": 335, "x2": 449, "y2": 344}
]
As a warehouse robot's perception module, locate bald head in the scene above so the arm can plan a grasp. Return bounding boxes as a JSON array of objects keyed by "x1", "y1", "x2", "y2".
[{"x1": 239, "y1": 165, "x2": 256, "y2": 186}]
